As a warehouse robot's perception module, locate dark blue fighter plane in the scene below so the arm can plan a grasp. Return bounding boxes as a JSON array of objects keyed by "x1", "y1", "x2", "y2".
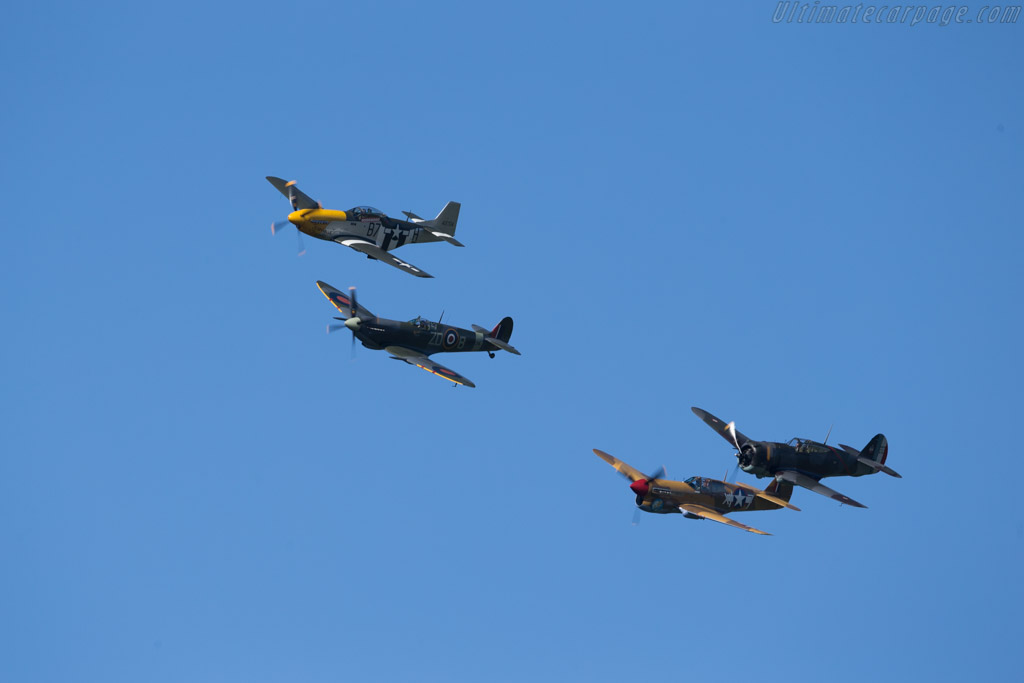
[
  {"x1": 692, "y1": 407, "x2": 901, "y2": 508},
  {"x1": 317, "y1": 281, "x2": 520, "y2": 388}
]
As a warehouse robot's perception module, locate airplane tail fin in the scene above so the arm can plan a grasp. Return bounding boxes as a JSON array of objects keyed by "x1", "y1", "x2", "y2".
[
  {"x1": 764, "y1": 478, "x2": 794, "y2": 503},
  {"x1": 471, "y1": 318, "x2": 520, "y2": 355},
  {"x1": 490, "y1": 317, "x2": 513, "y2": 343},
  {"x1": 861, "y1": 434, "x2": 888, "y2": 465},
  {"x1": 411, "y1": 201, "x2": 463, "y2": 246},
  {"x1": 428, "y1": 201, "x2": 461, "y2": 235}
]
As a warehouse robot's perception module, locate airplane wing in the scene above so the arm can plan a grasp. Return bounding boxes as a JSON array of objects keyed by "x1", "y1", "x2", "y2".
[
  {"x1": 677, "y1": 504, "x2": 771, "y2": 535},
  {"x1": 592, "y1": 449, "x2": 646, "y2": 483},
  {"x1": 266, "y1": 176, "x2": 320, "y2": 210},
  {"x1": 389, "y1": 353, "x2": 475, "y2": 388},
  {"x1": 691, "y1": 407, "x2": 752, "y2": 446},
  {"x1": 774, "y1": 471, "x2": 867, "y2": 508},
  {"x1": 335, "y1": 238, "x2": 433, "y2": 279},
  {"x1": 315, "y1": 281, "x2": 375, "y2": 319}
]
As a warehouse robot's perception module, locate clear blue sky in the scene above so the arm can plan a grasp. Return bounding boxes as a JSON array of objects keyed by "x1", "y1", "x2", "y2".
[{"x1": 2, "y1": 2, "x2": 1021, "y2": 681}]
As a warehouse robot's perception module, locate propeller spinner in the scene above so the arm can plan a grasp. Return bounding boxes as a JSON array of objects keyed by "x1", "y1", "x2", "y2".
[{"x1": 629, "y1": 465, "x2": 665, "y2": 502}]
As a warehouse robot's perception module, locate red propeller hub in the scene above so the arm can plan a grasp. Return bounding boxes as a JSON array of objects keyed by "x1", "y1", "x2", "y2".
[{"x1": 630, "y1": 479, "x2": 650, "y2": 497}]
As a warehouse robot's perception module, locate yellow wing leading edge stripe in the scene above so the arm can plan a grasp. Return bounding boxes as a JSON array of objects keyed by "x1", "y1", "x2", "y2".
[{"x1": 410, "y1": 359, "x2": 475, "y2": 388}]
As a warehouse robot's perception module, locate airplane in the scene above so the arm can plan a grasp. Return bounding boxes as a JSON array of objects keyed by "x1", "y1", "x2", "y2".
[
  {"x1": 316, "y1": 281, "x2": 520, "y2": 388},
  {"x1": 593, "y1": 449, "x2": 799, "y2": 535},
  {"x1": 267, "y1": 176, "x2": 464, "y2": 278},
  {"x1": 691, "y1": 407, "x2": 901, "y2": 509}
]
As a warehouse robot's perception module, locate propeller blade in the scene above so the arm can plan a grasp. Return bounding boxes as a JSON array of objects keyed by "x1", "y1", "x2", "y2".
[
  {"x1": 647, "y1": 465, "x2": 665, "y2": 482},
  {"x1": 631, "y1": 507, "x2": 642, "y2": 527},
  {"x1": 350, "y1": 329, "x2": 356, "y2": 360},
  {"x1": 348, "y1": 287, "x2": 358, "y2": 319},
  {"x1": 327, "y1": 324, "x2": 347, "y2": 334},
  {"x1": 286, "y1": 180, "x2": 298, "y2": 209},
  {"x1": 725, "y1": 421, "x2": 743, "y2": 452},
  {"x1": 728, "y1": 461, "x2": 740, "y2": 483},
  {"x1": 271, "y1": 219, "x2": 291, "y2": 235},
  {"x1": 295, "y1": 229, "x2": 306, "y2": 257}
]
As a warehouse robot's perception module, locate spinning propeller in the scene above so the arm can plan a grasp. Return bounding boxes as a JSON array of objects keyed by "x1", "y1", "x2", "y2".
[
  {"x1": 270, "y1": 180, "x2": 307, "y2": 256},
  {"x1": 628, "y1": 465, "x2": 665, "y2": 503},
  {"x1": 724, "y1": 420, "x2": 760, "y2": 469},
  {"x1": 326, "y1": 287, "x2": 361, "y2": 358}
]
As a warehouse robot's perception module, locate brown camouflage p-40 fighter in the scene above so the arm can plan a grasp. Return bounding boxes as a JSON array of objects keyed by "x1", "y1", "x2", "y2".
[{"x1": 594, "y1": 449, "x2": 799, "y2": 535}]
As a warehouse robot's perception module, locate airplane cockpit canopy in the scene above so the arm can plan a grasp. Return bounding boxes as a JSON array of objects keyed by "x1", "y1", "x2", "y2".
[
  {"x1": 787, "y1": 438, "x2": 829, "y2": 453},
  {"x1": 686, "y1": 476, "x2": 725, "y2": 493},
  {"x1": 409, "y1": 316, "x2": 430, "y2": 328},
  {"x1": 348, "y1": 205, "x2": 384, "y2": 219}
]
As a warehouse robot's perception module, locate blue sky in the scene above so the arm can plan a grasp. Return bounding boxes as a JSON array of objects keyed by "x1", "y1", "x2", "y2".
[{"x1": 1, "y1": 2, "x2": 1021, "y2": 681}]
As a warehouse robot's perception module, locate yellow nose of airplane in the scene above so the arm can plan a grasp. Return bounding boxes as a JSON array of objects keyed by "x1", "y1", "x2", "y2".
[{"x1": 287, "y1": 210, "x2": 304, "y2": 225}]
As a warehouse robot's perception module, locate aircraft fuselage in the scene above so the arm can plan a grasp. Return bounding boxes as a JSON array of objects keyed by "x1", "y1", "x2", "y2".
[
  {"x1": 288, "y1": 209, "x2": 430, "y2": 252},
  {"x1": 636, "y1": 478, "x2": 787, "y2": 515},
  {"x1": 353, "y1": 317, "x2": 500, "y2": 356},
  {"x1": 740, "y1": 441, "x2": 875, "y2": 480}
]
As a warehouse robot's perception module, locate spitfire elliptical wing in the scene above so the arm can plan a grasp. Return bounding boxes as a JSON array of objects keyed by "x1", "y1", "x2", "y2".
[
  {"x1": 677, "y1": 504, "x2": 771, "y2": 535},
  {"x1": 334, "y1": 238, "x2": 433, "y2": 279},
  {"x1": 316, "y1": 281, "x2": 375, "y2": 319},
  {"x1": 691, "y1": 407, "x2": 752, "y2": 447},
  {"x1": 773, "y1": 471, "x2": 867, "y2": 508},
  {"x1": 592, "y1": 449, "x2": 648, "y2": 483},
  {"x1": 389, "y1": 353, "x2": 475, "y2": 388}
]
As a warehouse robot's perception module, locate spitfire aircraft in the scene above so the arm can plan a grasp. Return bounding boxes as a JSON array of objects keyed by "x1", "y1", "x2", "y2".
[
  {"x1": 267, "y1": 176, "x2": 463, "y2": 278},
  {"x1": 593, "y1": 449, "x2": 799, "y2": 535},
  {"x1": 316, "y1": 281, "x2": 519, "y2": 388},
  {"x1": 691, "y1": 407, "x2": 901, "y2": 509}
]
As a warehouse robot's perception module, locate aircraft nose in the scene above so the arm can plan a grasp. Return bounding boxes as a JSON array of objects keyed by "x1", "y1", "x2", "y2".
[
  {"x1": 629, "y1": 480, "x2": 649, "y2": 497},
  {"x1": 287, "y1": 210, "x2": 303, "y2": 224}
]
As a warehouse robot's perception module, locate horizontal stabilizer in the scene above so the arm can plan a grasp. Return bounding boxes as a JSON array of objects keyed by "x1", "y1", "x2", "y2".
[
  {"x1": 471, "y1": 324, "x2": 521, "y2": 355},
  {"x1": 740, "y1": 484, "x2": 800, "y2": 511},
  {"x1": 857, "y1": 456, "x2": 902, "y2": 478},
  {"x1": 402, "y1": 210, "x2": 425, "y2": 222},
  {"x1": 427, "y1": 230, "x2": 465, "y2": 247},
  {"x1": 486, "y1": 336, "x2": 520, "y2": 355}
]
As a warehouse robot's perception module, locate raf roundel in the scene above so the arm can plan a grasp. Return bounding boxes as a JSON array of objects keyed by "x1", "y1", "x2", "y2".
[
  {"x1": 442, "y1": 328, "x2": 459, "y2": 350},
  {"x1": 328, "y1": 291, "x2": 351, "y2": 313}
]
